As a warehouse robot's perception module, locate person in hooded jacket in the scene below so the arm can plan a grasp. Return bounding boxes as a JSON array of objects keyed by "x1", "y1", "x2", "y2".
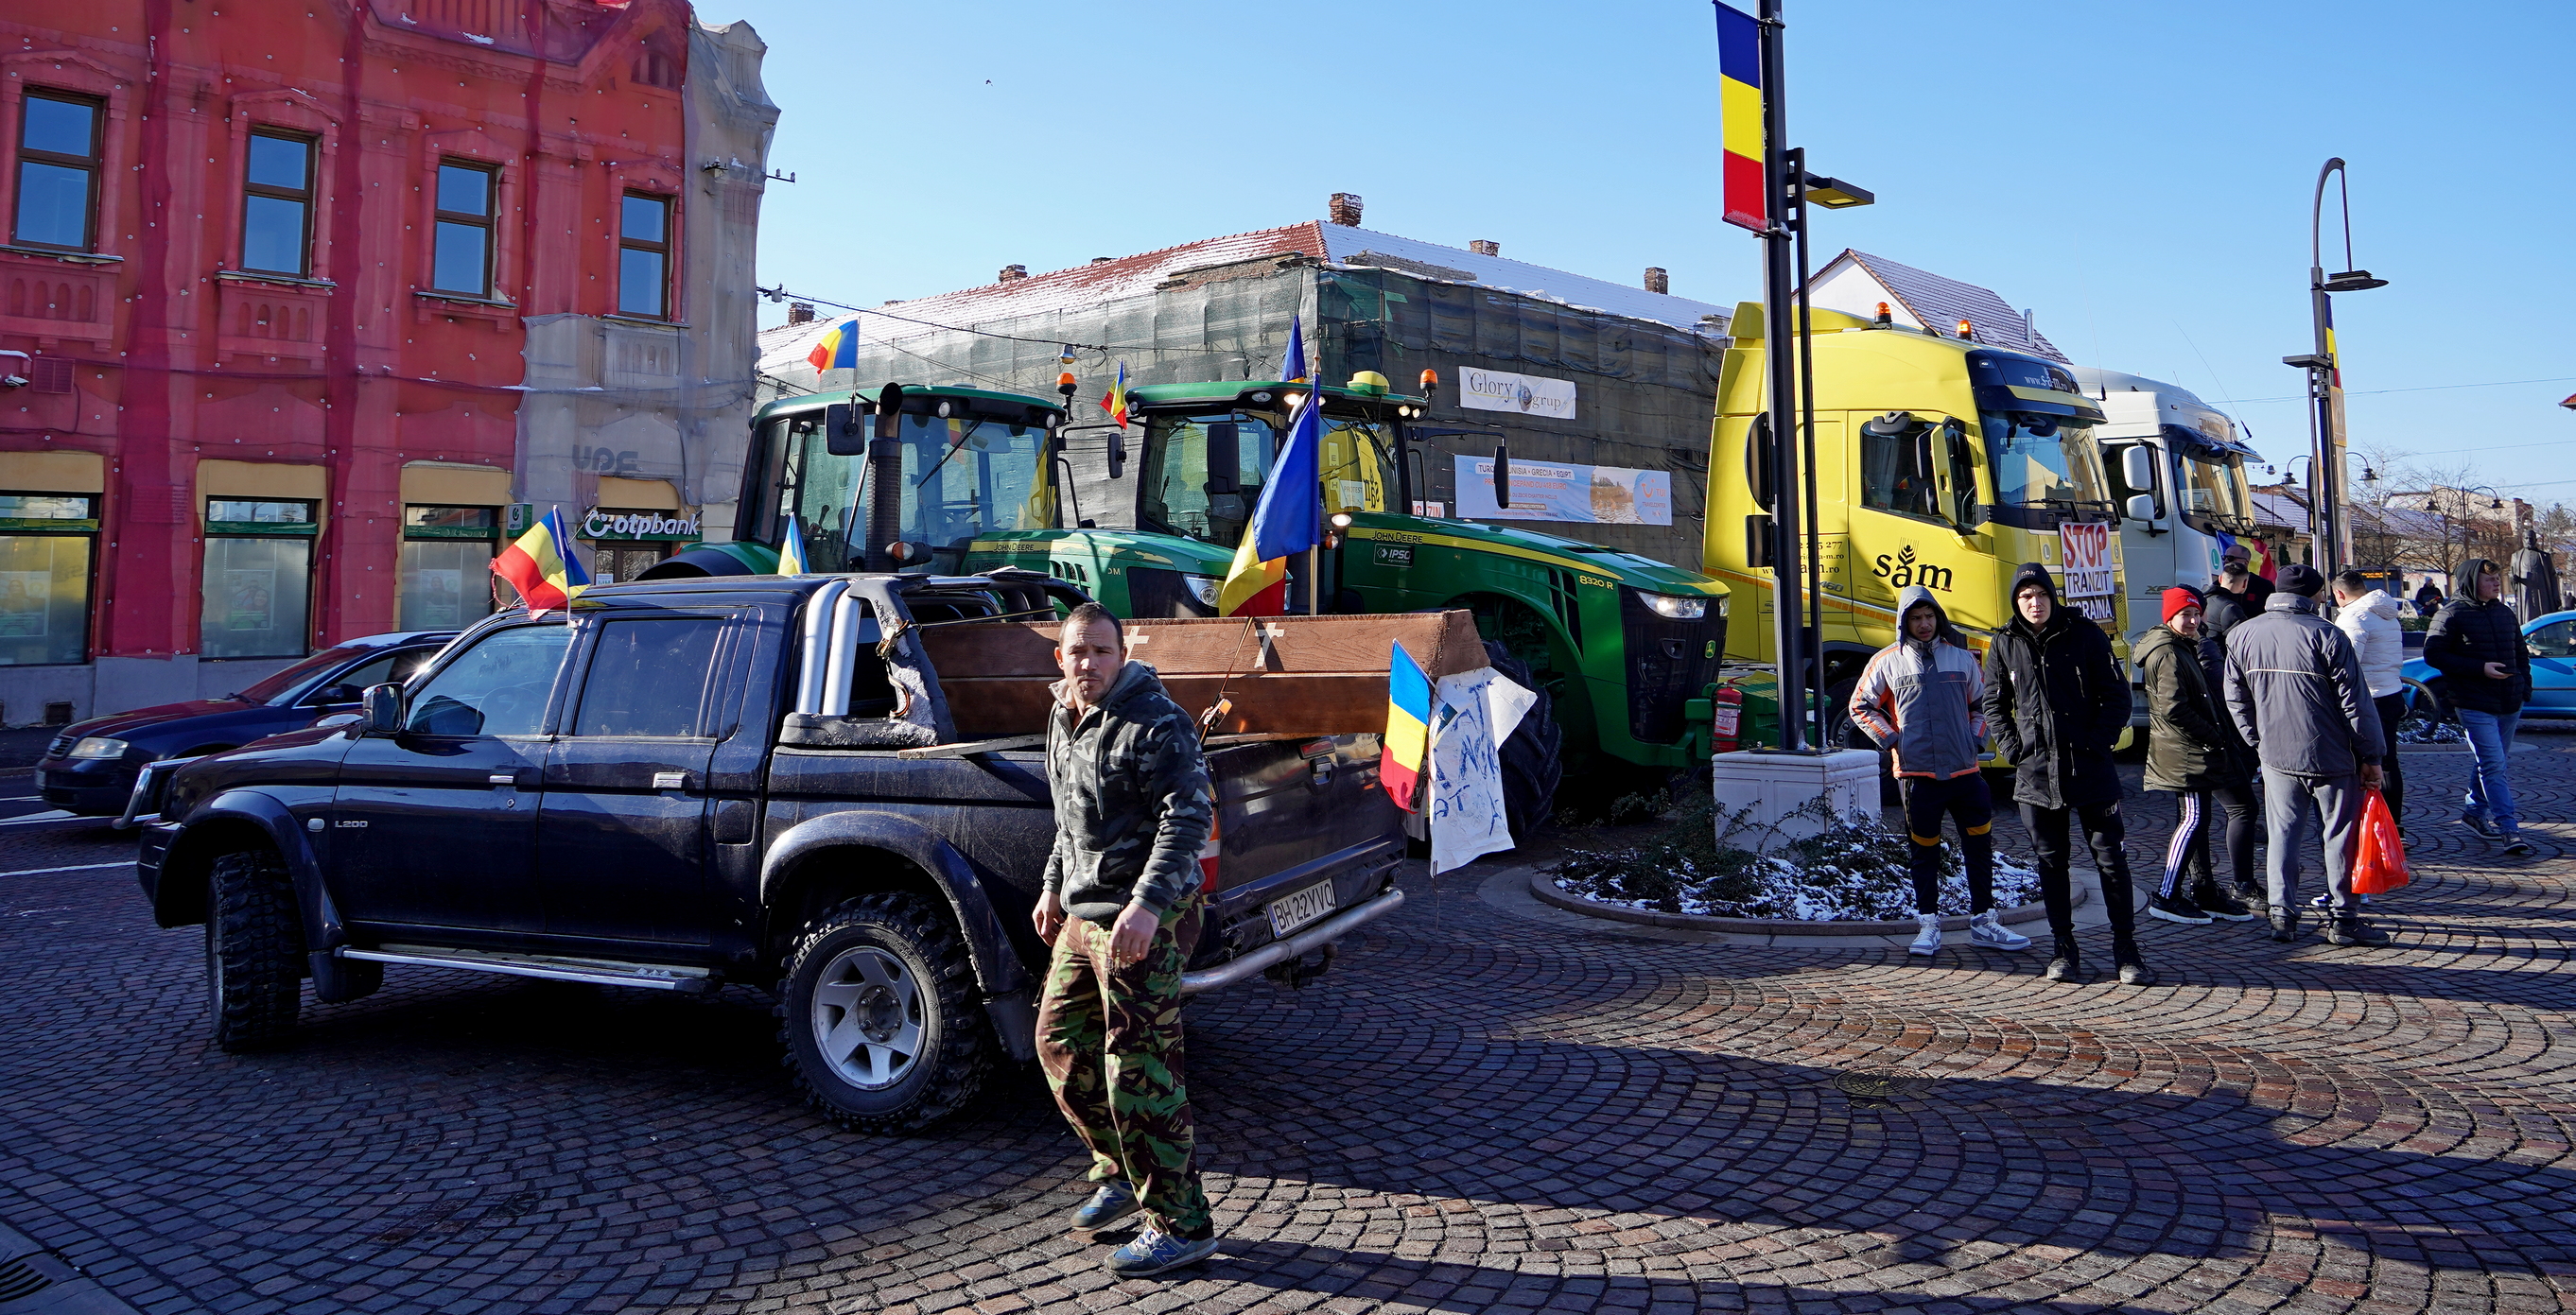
[
  {"x1": 2331, "y1": 570, "x2": 2408, "y2": 832},
  {"x1": 1979, "y1": 563, "x2": 2151, "y2": 986},
  {"x1": 1850, "y1": 585, "x2": 2034, "y2": 959},
  {"x1": 2423, "y1": 557, "x2": 2535, "y2": 856},
  {"x1": 2223, "y1": 564, "x2": 2389, "y2": 946},
  {"x1": 2134, "y1": 587, "x2": 2259, "y2": 927}
]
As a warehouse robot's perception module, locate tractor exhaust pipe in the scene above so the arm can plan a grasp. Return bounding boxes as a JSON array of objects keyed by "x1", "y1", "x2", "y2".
[{"x1": 866, "y1": 382, "x2": 905, "y2": 570}]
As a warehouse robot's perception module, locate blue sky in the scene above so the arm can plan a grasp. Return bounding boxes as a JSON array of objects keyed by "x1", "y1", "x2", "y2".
[{"x1": 722, "y1": 0, "x2": 2576, "y2": 503}]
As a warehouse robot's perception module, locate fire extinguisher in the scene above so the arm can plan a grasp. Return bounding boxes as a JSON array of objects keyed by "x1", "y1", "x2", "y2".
[{"x1": 1710, "y1": 684, "x2": 1745, "y2": 754}]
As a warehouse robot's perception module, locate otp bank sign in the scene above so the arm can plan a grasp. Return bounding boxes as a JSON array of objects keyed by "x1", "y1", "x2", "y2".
[{"x1": 1458, "y1": 367, "x2": 1577, "y2": 421}]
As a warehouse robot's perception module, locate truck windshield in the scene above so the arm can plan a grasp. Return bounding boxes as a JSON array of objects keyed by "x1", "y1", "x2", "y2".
[
  {"x1": 1140, "y1": 407, "x2": 1399, "y2": 547},
  {"x1": 2178, "y1": 453, "x2": 2250, "y2": 529},
  {"x1": 1140, "y1": 411, "x2": 1279, "y2": 546},
  {"x1": 784, "y1": 413, "x2": 1055, "y2": 569},
  {"x1": 1982, "y1": 410, "x2": 2110, "y2": 510}
]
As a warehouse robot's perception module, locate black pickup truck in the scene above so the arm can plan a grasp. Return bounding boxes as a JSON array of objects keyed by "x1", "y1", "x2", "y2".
[{"x1": 134, "y1": 571, "x2": 1419, "y2": 1131}]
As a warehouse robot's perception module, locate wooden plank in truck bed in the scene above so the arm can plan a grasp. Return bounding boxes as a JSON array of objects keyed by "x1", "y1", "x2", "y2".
[{"x1": 923, "y1": 610, "x2": 1486, "y2": 737}]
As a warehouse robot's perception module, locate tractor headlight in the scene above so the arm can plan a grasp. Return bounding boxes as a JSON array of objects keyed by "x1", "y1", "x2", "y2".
[
  {"x1": 1640, "y1": 593, "x2": 1708, "y2": 620},
  {"x1": 1183, "y1": 574, "x2": 1221, "y2": 608},
  {"x1": 69, "y1": 736, "x2": 129, "y2": 759}
]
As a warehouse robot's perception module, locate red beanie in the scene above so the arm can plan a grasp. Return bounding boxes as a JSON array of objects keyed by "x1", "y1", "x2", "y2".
[{"x1": 2162, "y1": 586, "x2": 2203, "y2": 625}]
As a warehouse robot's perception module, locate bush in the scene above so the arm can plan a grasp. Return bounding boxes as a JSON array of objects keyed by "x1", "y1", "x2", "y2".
[{"x1": 1552, "y1": 795, "x2": 2041, "y2": 922}]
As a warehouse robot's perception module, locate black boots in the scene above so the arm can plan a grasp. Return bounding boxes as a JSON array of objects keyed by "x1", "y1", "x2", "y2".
[
  {"x1": 2324, "y1": 915, "x2": 2391, "y2": 946},
  {"x1": 2192, "y1": 882, "x2": 2257, "y2": 923}
]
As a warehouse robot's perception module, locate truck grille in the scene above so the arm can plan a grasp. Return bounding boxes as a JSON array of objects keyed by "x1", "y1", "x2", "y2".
[{"x1": 1621, "y1": 590, "x2": 1728, "y2": 745}]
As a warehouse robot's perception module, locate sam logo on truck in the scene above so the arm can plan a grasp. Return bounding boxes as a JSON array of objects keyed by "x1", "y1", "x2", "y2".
[{"x1": 1872, "y1": 544, "x2": 1953, "y2": 592}]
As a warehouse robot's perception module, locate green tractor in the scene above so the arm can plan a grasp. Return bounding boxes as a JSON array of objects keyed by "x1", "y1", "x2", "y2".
[{"x1": 655, "y1": 375, "x2": 1731, "y2": 829}]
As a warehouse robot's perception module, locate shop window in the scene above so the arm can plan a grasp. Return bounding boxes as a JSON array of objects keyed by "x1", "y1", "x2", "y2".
[
  {"x1": 241, "y1": 131, "x2": 316, "y2": 278},
  {"x1": 200, "y1": 499, "x2": 315, "y2": 660},
  {"x1": 617, "y1": 193, "x2": 670, "y2": 319},
  {"x1": 13, "y1": 91, "x2": 102, "y2": 252},
  {"x1": 399, "y1": 505, "x2": 499, "y2": 632},
  {"x1": 582, "y1": 506, "x2": 696, "y2": 583},
  {"x1": 430, "y1": 162, "x2": 496, "y2": 297},
  {"x1": 0, "y1": 493, "x2": 96, "y2": 666}
]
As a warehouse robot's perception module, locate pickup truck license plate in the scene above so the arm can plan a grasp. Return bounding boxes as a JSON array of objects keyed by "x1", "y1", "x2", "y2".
[{"x1": 1266, "y1": 880, "x2": 1338, "y2": 938}]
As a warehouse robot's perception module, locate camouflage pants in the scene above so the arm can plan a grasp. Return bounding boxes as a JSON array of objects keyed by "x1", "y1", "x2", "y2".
[{"x1": 1033, "y1": 893, "x2": 1211, "y2": 1238}]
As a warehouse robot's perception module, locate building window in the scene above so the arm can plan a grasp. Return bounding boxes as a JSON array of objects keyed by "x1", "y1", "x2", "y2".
[
  {"x1": 430, "y1": 162, "x2": 496, "y2": 297},
  {"x1": 399, "y1": 505, "x2": 499, "y2": 631},
  {"x1": 241, "y1": 131, "x2": 316, "y2": 277},
  {"x1": 618, "y1": 192, "x2": 670, "y2": 319},
  {"x1": 12, "y1": 92, "x2": 103, "y2": 251},
  {"x1": 0, "y1": 493, "x2": 97, "y2": 666},
  {"x1": 201, "y1": 498, "x2": 316, "y2": 660}
]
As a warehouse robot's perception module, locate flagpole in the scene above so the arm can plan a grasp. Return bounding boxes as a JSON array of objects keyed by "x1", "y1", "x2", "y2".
[{"x1": 1307, "y1": 545, "x2": 1319, "y2": 615}]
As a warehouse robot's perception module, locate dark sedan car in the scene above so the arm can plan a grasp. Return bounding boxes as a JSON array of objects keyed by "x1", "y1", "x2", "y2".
[{"x1": 37, "y1": 631, "x2": 457, "y2": 815}]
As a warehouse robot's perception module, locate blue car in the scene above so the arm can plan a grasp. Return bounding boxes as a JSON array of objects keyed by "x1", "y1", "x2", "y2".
[
  {"x1": 35, "y1": 631, "x2": 458, "y2": 816},
  {"x1": 2398, "y1": 608, "x2": 2576, "y2": 723}
]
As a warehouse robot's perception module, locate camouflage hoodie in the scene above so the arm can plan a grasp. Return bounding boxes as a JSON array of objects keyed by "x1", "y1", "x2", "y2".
[{"x1": 1041, "y1": 660, "x2": 1214, "y2": 924}]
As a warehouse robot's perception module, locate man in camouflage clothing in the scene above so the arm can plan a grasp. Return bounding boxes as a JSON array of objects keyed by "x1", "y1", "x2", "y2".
[{"x1": 1031, "y1": 602, "x2": 1221, "y2": 1276}]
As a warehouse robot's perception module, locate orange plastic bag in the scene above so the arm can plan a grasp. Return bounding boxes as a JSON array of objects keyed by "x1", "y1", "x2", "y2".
[{"x1": 2351, "y1": 787, "x2": 2410, "y2": 894}]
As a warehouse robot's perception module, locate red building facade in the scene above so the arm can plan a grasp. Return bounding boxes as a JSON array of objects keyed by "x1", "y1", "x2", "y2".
[{"x1": 0, "y1": 0, "x2": 760, "y2": 721}]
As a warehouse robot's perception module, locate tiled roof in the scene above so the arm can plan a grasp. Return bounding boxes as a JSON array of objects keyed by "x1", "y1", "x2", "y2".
[
  {"x1": 758, "y1": 219, "x2": 1732, "y2": 377},
  {"x1": 2250, "y1": 486, "x2": 2313, "y2": 533},
  {"x1": 1831, "y1": 250, "x2": 2067, "y2": 362}
]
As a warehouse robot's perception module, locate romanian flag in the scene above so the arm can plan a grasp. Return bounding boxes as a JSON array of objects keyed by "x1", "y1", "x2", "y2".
[
  {"x1": 1216, "y1": 385, "x2": 1322, "y2": 615},
  {"x1": 1714, "y1": 4, "x2": 1767, "y2": 234},
  {"x1": 805, "y1": 319, "x2": 860, "y2": 372},
  {"x1": 777, "y1": 512, "x2": 811, "y2": 576},
  {"x1": 1381, "y1": 642, "x2": 1432, "y2": 811},
  {"x1": 1283, "y1": 314, "x2": 1309, "y2": 384},
  {"x1": 1100, "y1": 359, "x2": 1130, "y2": 430},
  {"x1": 492, "y1": 506, "x2": 590, "y2": 613}
]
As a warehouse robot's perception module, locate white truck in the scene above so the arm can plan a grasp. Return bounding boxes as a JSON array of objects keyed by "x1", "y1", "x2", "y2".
[{"x1": 2070, "y1": 368, "x2": 2264, "y2": 655}]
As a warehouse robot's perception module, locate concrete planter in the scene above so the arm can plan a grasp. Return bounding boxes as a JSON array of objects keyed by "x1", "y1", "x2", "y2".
[{"x1": 1528, "y1": 870, "x2": 2076, "y2": 936}]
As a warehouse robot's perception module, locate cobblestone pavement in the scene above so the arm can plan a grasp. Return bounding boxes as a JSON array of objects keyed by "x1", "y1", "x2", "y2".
[{"x1": 2, "y1": 736, "x2": 2573, "y2": 1315}]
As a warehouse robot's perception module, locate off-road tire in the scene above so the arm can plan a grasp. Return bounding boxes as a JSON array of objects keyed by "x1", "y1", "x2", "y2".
[
  {"x1": 1483, "y1": 640, "x2": 1564, "y2": 842},
  {"x1": 205, "y1": 848, "x2": 303, "y2": 1052},
  {"x1": 777, "y1": 891, "x2": 989, "y2": 1133}
]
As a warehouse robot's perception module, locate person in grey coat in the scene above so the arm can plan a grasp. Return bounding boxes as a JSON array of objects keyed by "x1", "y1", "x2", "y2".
[{"x1": 2222, "y1": 564, "x2": 2390, "y2": 946}]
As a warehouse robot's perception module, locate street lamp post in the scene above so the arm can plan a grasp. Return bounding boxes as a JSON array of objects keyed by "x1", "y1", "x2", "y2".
[{"x1": 2284, "y1": 158, "x2": 2389, "y2": 574}]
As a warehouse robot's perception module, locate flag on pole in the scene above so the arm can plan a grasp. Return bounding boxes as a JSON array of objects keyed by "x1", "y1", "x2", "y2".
[
  {"x1": 805, "y1": 318, "x2": 861, "y2": 372},
  {"x1": 777, "y1": 512, "x2": 811, "y2": 576},
  {"x1": 1215, "y1": 386, "x2": 1322, "y2": 616},
  {"x1": 492, "y1": 506, "x2": 591, "y2": 614},
  {"x1": 1714, "y1": 4, "x2": 1767, "y2": 234},
  {"x1": 1100, "y1": 359, "x2": 1130, "y2": 430},
  {"x1": 1283, "y1": 315, "x2": 1309, "y2": 384},
  {"x1": 1380, "y1": 642, "x2": 1432, "y2": 811}
]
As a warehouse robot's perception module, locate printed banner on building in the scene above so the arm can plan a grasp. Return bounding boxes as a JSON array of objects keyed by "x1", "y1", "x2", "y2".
[
  {"x1": 1456, "y1": 367, "x2": 1577, "y2": 421},
  {"x1": 1453, "y1": 456, "x2": 1672, "y2": 526},
  {"x1": 2059, "y1": 522, "x2": 2115, "y2": 621}
]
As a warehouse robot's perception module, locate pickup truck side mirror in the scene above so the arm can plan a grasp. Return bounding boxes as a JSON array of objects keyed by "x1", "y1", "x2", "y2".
[{"x1": 361, "y1": 683, "x2": 406, "y2": 736}]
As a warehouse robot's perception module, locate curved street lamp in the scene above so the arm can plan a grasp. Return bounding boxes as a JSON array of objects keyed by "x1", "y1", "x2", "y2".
[{"x1": 2283, "y1": 159, "x2": 2391, "y2": 574}]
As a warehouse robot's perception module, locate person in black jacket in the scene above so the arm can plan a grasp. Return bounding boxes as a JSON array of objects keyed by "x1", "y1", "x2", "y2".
[
  {"x1": 2423, "y1": 557, "x2": 2535, "y2": 856},
  {"x1": 1981, "y1": 562, "x2": 2150, "y2": 985}
]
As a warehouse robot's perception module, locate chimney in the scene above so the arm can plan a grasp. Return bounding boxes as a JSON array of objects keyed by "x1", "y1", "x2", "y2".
[
  {"x1": 786, "y1": 301, "x2": 815, "y2": 325},
  {"x1": 1468, "y1": 240, "x2": 1500, "y2": 257},
  {"x1": 1328, "y1": 192, "x2": 1364, "y2": 226},
  {"x1": 1643, "y1": 268, "x2": 1669, "y2": 295},
  {"x1": 998, "y1": 264, "x2": 1029, "y2": 283},
  {"x1": 1090, "y1": 256, "x2": 1114, "y2": 265}
]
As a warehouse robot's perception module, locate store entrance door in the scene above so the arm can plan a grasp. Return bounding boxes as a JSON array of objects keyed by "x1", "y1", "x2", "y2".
[{"x1": 589, "y1": 543, "x2": 670, "y2": 584}]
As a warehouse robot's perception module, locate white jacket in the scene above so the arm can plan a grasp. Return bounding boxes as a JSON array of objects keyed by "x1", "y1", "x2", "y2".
[{"x1": 2334, "y1": 589, "x2": 2406, "y2": 698}]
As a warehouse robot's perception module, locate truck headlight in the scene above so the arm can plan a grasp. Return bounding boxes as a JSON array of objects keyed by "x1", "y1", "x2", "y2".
[
  {"x1": 69, "y1": 736, "x2": 129, "y2": 759},
  {"x1": 1183, "y1": 574, "x2": 1220, "y2": 608},
  {"x1": 1640, "y1": 593, "x2": 1708, "y2": 620}
]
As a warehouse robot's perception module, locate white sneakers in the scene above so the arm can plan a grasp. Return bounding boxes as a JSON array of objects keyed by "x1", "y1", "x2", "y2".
[
  {"x1": 1970, "y1": 909, "x2": 2032, "y2": 951},
  {"x1": 1908, "y1": 913, "x2": 1942, "y2": 956}
]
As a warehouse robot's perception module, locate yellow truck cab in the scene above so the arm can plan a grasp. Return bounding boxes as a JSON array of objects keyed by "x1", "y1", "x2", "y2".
[{"x1": 1702, "y1": 302, "x2": 2132, "y2": 748}]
